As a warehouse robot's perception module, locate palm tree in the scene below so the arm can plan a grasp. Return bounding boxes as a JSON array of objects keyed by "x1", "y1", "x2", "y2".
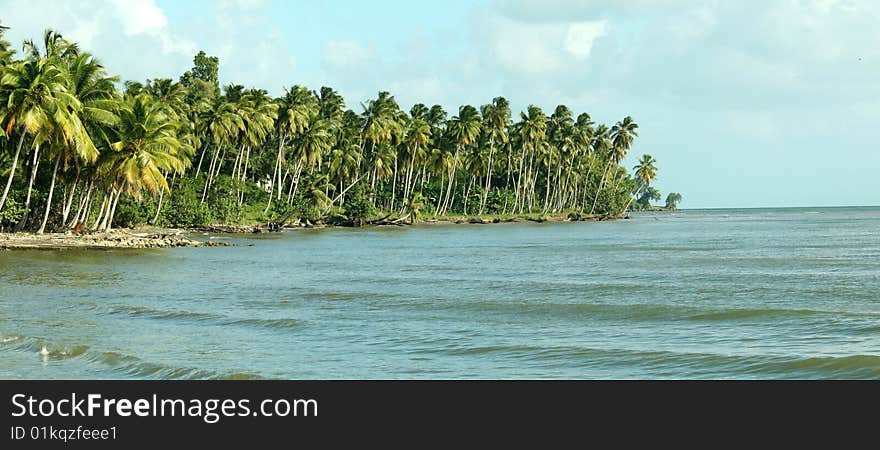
[
  {"x1": 299, "y1": 171, "x2": 333, "y2": 222},
  {"x1": 400, "y1": 116, "x2": 431, "y2": 211},
  {"x1": 265, "y1": 85, "x2": 315, "y2": 213},
  {"x1": 0, "y1": 54, "x2": 93, "y2": 228},
  {"x1": 199, "y1": 95, "x2": 244, "y2": 201},
  {"x1": 590, "y1": 116, "x2": 638, "y2": 214},
  {"x1": 621, "y1": 153, "x2": 657, "y2": 213},
  {"x1": 233, "y1": 89, "x2": 276, "y2": 206},
  {"x1": 287, "y1": 112, "x2": 331, "y2": 204},
  {"x1": 513, "y1": 105, "x2": 547, "y2": 213},
  {"x1": 54, "y1": 51, "x2": 118, "y2": 227},
  {"x1": 101, "y1": 94, "x2": 184, "y2": 230},
  {"x1": 405, "y1": 192, "x2": 426, "y2": 224},
  {"x1": 442, "y1": 105, "x2": 481, "y2": 215},
  {"x1": 478, "y1": 96, "x2": 510, "y2": 214}
]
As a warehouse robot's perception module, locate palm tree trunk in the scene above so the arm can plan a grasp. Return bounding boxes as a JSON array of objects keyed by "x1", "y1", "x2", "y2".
[
  {"x1": 92, "y1": 193, "x2": 108, "y2": 231},
  {"x1": 151, "y1": 188, "x2": 165, "y2": 225},
  {"x1": 464, "y1": 175, "x2": 475, "y2": 215},
  {"x1": 390, "y1": 157, "x2": 398, "y2": 212},
  {"x1": 0, "y1": 133, "x2": 26, "y2": 213},
  {"x1": 70, "y1": 178, "x2": 94, "y2": 227},
  {"x1": 231, "y1": 145, "x2": 242, "y2": 181},
  {"x1": 441, "y1": 147, "x2": 460, "y2": 215},
  {"x1": 620, "y1": 184, "x2": 644, "y2": 215},
  {"x1": 241, "y1": 146, "x2": 250, "y2": 182},
  {"x1": 37, "y1": 156, "x2": 61, "y2": 234},
  {"x1": 402, "y1": 151, "x2": 416, "y2": 213},
  {"x1": 479, "y1": 138, "x2": 494, "y2": 215},
  {"x1": 201, "y1": 147, "x2": 220, "y2": 202},
  {"x1": 323, "y1": 172, "x2": 367, "y2": 215},
  {"x1": 77, "y1": 186, "x2": 95, "y2": 229},
  {"x1": 23, "y1": 144, "x2": 40, "y2": 211},
  {"x1": 434, "y1": 170, "x2": 445, "y2": 216},
  {"x1": 513, "y1": 144, "x2": 528, "y2": 213},
  {"x1": 590, "y1": 161, "x2": 612, "y2": 215},
  {"x1": 103, "y1": 189, "x2": 121, "y2": 231},
  {"x1": 15, "y1": 145, "x2": 40, "y2": 230},
  {"x1": 542, "y1": 165, "x2": 551, "y2": 214},
  {"x1": 194, "y1": 143, "x2": 209, "y2": 178},
  {"x1": 62, "y1": 166, "x2": 81, "y2": 226},
  {"x1": 264, "y1": 139, "x2": 284, "y2": 215}
]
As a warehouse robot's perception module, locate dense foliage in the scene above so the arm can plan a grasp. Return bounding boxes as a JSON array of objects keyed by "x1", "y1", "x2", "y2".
[{"x1": 0, "y1": 25, "x2": 669, "y2": 232}]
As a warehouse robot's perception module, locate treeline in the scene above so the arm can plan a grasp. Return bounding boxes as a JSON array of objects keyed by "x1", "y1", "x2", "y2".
[{"x1": 0, "y1": 26, "x2": 669, "y2": 233}]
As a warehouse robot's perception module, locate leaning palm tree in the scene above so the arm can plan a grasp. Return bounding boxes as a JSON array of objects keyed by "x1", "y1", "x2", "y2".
[
  {"x1": 478, "y1": 96, "x2": 510, "y2": 214},
  {"x1": 100, "y1": 94, "x2": 184, "y2": 230},
  {"x1": 286, "y1": 112, "x2": 332, "y2": 204},
  {"x1": 513, "y1": 105, "x2": 548, "y2": 213},
  {"x1": 621, "y1": 153, "x2": 657, "y2": 213},
  {"x1": 0, "y1": 56, "x2": 92, "y2": 223},
  {"x1": 199, "y1": 95, "x2": 244, "y2": 201},
  {"x1": 400, "y1": 116, "x2": 431, "y2": 210},
  {"x1": 264, "y1": 85, "x2": 315, "y2": 213},
  {"x1": 53, "y1": 51, "x2": 118, "y2": 227},
  {"x1": 590, "y1": 116, "x2": 638, "y2": 214},
  {"x1": 442, "y1": 105, "x2": 481, "y2": 215}
]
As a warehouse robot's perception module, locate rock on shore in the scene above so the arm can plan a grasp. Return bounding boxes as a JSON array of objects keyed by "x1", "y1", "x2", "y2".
[{"x1": 0, "y1": 230, "x2": 231, "y2": 250}]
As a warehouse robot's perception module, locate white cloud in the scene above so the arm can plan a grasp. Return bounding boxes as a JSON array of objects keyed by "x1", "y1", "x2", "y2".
[
  {"x1": 564, "y1": 21, "x2": 607, "y2": 59},
  {"x1": 321, "y1": 40, "x2": 375, "y2": 70},
  {"x1": 108, "y1": 0, "x2": 167, "y2": 35},
  {"x1": 483, "y1": 15, "x2": 608, "y2": 76}
]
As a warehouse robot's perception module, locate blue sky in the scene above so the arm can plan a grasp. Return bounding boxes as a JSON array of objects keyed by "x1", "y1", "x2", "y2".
[{"x1": 2, "y1": 0, "x2": 878, "y2": 208}]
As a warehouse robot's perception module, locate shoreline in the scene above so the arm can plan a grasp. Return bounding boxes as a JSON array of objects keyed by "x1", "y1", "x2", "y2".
[
  {"x1": 0, "y1": 229, "x2": 232, "y2": 251},
  {"x1": 201, "y1": 212, "x2": 626, "y2": 232},
  {"x1": 0, "y1": 213, "x2": 628, "y2": 250}
]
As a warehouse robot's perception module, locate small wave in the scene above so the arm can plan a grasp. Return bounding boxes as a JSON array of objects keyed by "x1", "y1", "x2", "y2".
[
  {"x1": 81, "y1": 351, "x2": 263, "y2": 380},
  {"x1": 0, "y1": 334, "x2": 23, "y2": 344},
  {"x1": 107, "y1": 305, "x2": 223, "y2": 322},
  {"x1": 0, "y1": 335, "x2": 89, "y2": 359},
  {"x1": 43, "y1": 345, "x2": 90, "y2": 359},
  {"x1": 0, "y1": 333, "x2": 263, "y2": 379},
  {"x1": 225, "y1": 318, "x2": 303, "y2": 330},
  {"x1": 687, "y1": 308, "x2": 821, "y2": 321},
  {"x1": 428, "y1": 343, "x2": 880, "y2": 379},
  {"x1": 743, "y1": 355, "x2": 880, "y2": 379}
]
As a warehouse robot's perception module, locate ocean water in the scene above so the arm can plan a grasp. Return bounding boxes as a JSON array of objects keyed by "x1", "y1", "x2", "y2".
[{"x1": 1, "y1": 207, "x2": 879, "y2": 379}]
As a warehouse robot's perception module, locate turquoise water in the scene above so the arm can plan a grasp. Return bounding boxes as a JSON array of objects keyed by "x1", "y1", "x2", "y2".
[{"x1": 1, "y1": 207, "x2": 879, "y2": 379}]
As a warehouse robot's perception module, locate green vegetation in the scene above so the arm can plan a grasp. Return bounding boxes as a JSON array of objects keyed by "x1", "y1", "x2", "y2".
[
  {"x1": 0, "y1": 25, "x2": 678, "y2": 232},
  {"x1": 665, "y1": 193, "x2": 683, "y2": 210}
]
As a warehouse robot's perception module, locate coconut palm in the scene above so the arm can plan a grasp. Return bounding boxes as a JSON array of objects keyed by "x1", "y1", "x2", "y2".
[
  {"x1": 590, "y1": 117, "x2": 638, "y2": 214},
  {"x1": 100, "y1": 94, "x2": 184, "y2": 230},
  {"x1": 0, "y1": 56, "x2": 92, "y2": 223},
  {"x1": 621, "y1": 154, "x2": 657, "y2": 213},
  {"x1": 264, "y1": 85, "x2": 315, "y2": 213},
  {"x1": 400, "y1": 116, "x2": 431, "y2": 209},
  {"x1": 478, "y1": 96, "x2": 510, "y2": 214},
  {"x1": 513, "y1": 105, "x2": 547, "y2": 213},
  {"x1": 441, "y1": 105, "x2": 480, "y2": 215}
]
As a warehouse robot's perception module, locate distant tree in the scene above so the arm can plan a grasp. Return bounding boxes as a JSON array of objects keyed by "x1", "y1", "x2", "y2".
[
  {"x1": 635, "y1": 186, "x2": 661, "y2": 209},
  {"x1": 342, "y1": 181, "x2": 374, "y2": 227},
  {"x1": 179, "y1": 51, "x2": 219, "y2": 87},
  {"x1": 665, "y1": 192, "x2": 682, "y2": 209},
  {"x1": 179, "y1": 51, "x2": 220, "y2": 103}
]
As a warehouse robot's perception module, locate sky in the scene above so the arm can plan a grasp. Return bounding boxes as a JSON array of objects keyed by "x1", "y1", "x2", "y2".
[{"x1": 2, "y1": 0, "x2": 878, "y2": 208}]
